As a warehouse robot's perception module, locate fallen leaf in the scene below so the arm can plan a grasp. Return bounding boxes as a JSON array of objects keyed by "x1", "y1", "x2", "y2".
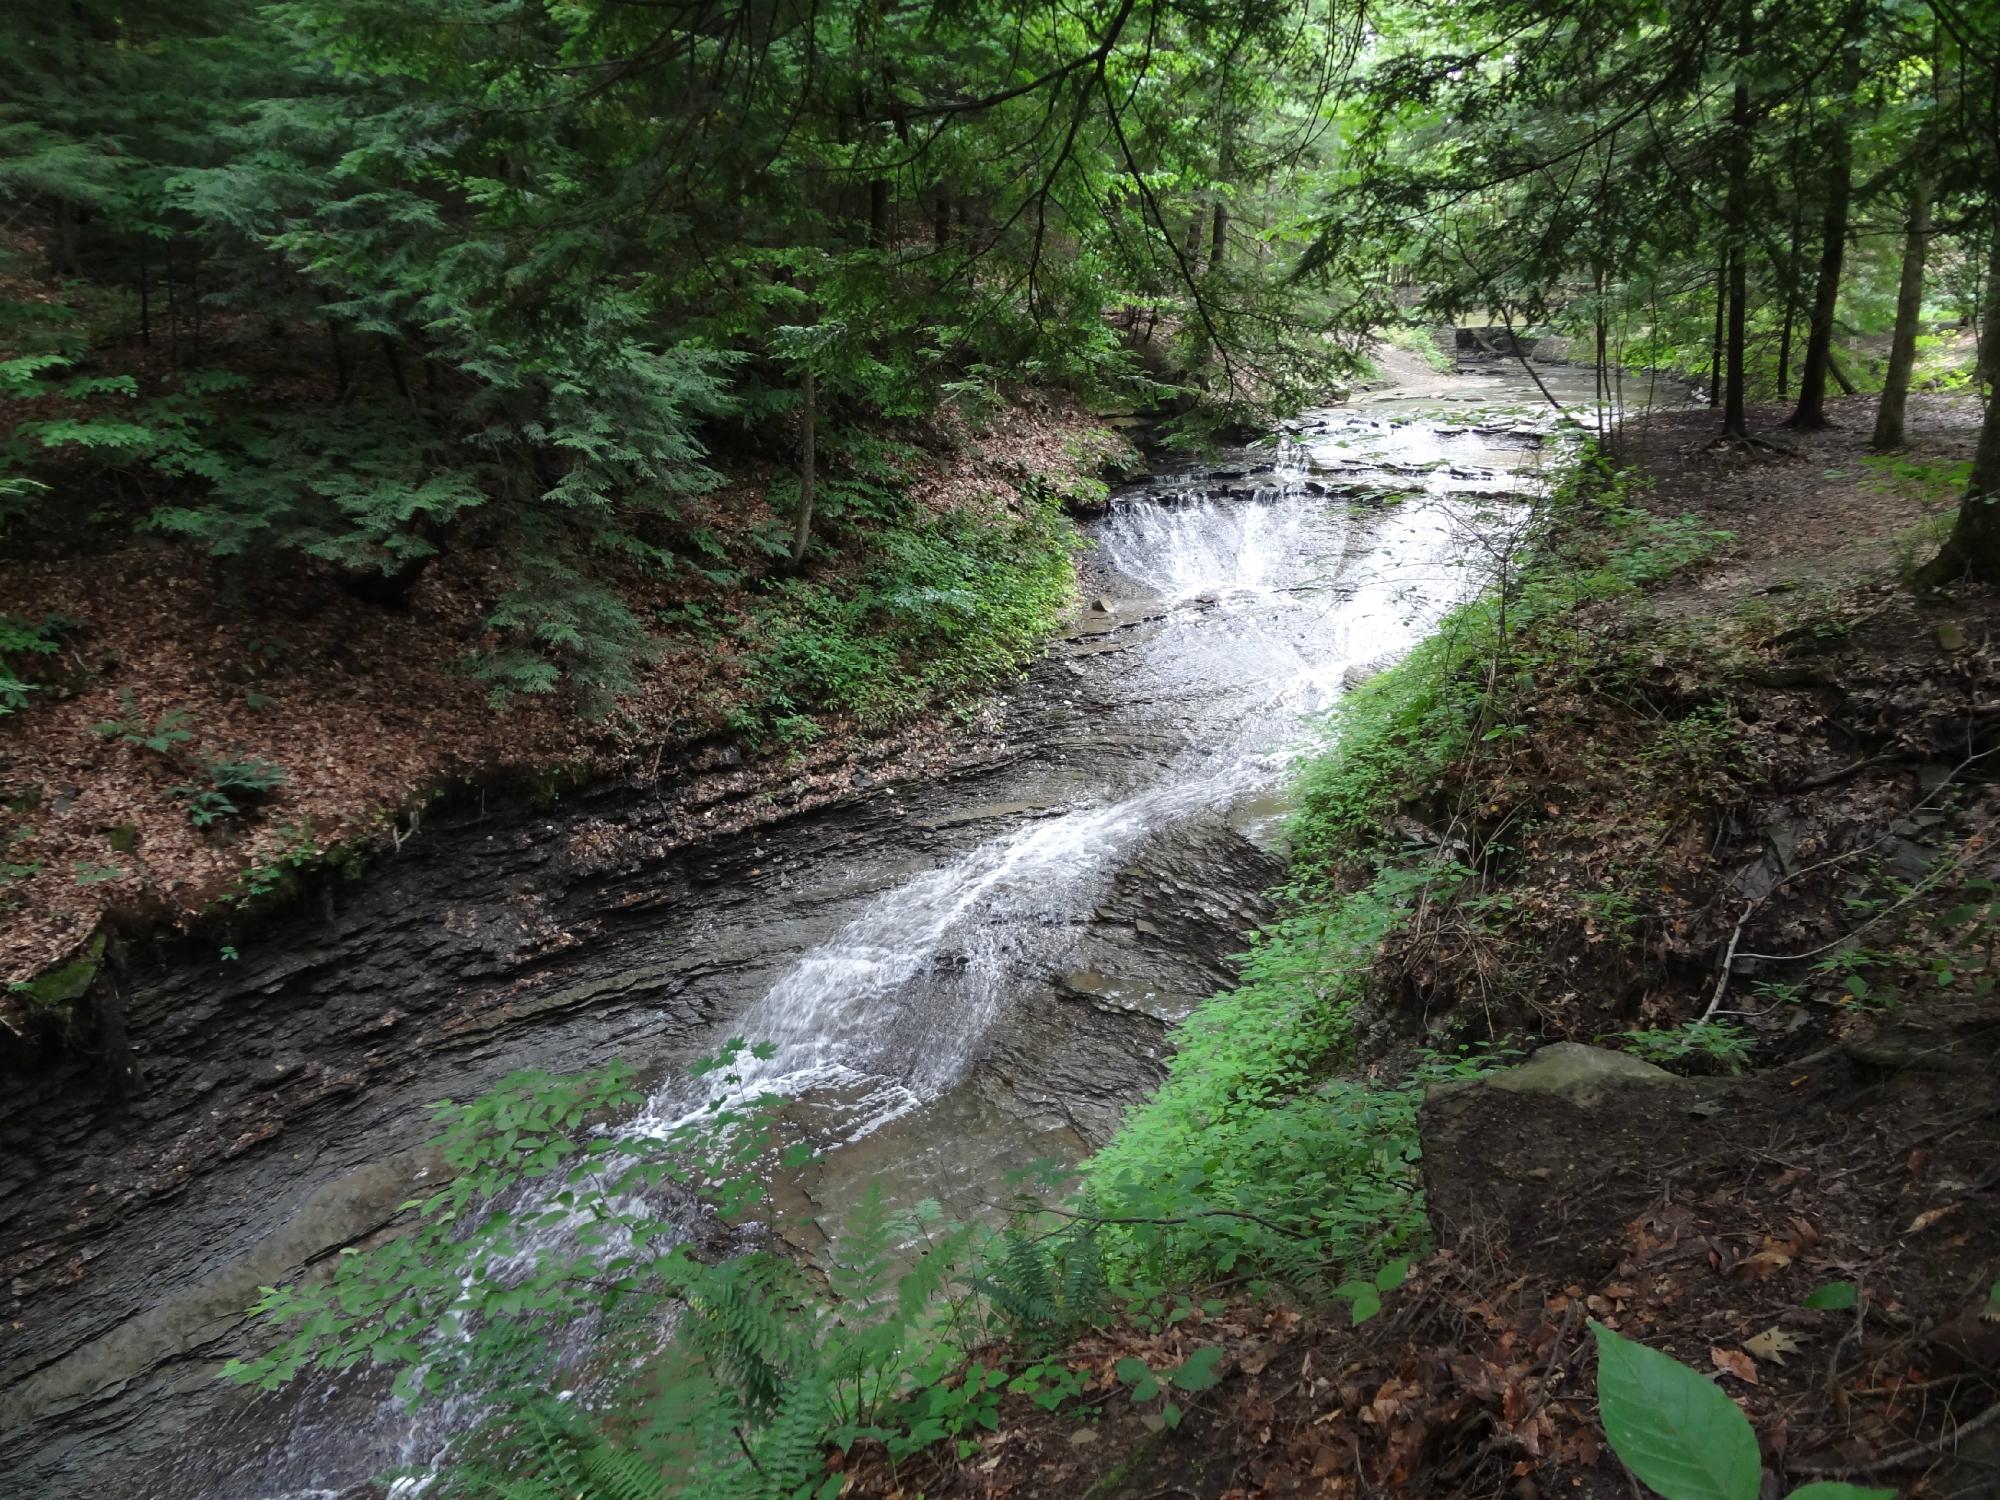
[
  {"x1": 1745, "y1": 1328, "x2": 1804, "y2": 1364},
  {"x1": 1906, "y1": 1204, "x2": 1960, "y2": 1235},
  {"x1": 1733, "y1": 1248, "x2": 1794, "y2": 1280},
  {"x1": 1711, "y1": 1347, "x2": 1759, "y2": 1384}
]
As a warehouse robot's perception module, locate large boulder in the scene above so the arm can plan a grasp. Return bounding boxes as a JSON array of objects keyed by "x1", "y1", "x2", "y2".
[{"x1": 1420, "y1": 1043, "x2": 1729, "y2": 1282}]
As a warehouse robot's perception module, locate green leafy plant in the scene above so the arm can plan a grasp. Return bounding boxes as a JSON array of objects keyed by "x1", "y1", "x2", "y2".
[
  {"x1": 172, "y1": 754, "x2": 287, "y2": 827},
  {"x1": 1592, "y1": 1323, "x2": 1891, "y2": 1500},
  {"x1": 0, "y1": 612, "x2": 82, "y2": 715},
  {"x1": 1113, "y1": 1346, "x2": 1225, "y2": 1431},
  {"x1": 1613, "y1": 1020, "x2": 1753, "y2": 1075},
  {"x1": 742, "y1": 490, "x2": 1076, "y2": 735},
  {"x1": 1, "y1": 828, "x2": 42, "y2": 889},
  {"x1": 91, "y1": 692, "x2": 193, "y2": 754}
]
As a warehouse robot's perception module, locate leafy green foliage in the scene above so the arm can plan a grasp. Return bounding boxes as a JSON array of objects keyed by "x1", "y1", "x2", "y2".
[
  {"x1": 1809, "y1": 872, "x2": 2000, "y2": 1015},
  {"x1": 1086, "y1": 860, "x2": 1452, "y2": 1292},
  {"x1": 1614, "y1": 1021, "x2": 1754, "y2": 1075},
  {"x1": 172, "y1": 753, "x2": 287, "y2": 828},
  {"x1": 2, "y1": 0, "x2": 1386, "y2": 703},
  {"x1": 1592, "y1": 1324, "x2": 1892, "y2": 1500},
  {"x1": 92, "y1": 692, "x2": 194, "y2": 755},
  {"x1": 744, "y1": 491, "x2": 1075, "y2": 733},
  {"x1": 1592, "y1": 1321, "x2": 1764, "y2": 1500},
  {"x1": 0, "y1": 612, "x2": 82, "y2": 715},
  {"x1": 149, "y1": 407, "x2": 482, "y2": 575},
  {"x1": 1112, "y1": 1345, "x2": 1224, "y2": 1430}
]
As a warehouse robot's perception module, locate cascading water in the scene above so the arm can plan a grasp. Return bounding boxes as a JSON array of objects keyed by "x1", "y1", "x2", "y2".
[
  {"x1": 86, "y1": 379, "x2": 1581, "y2": 1500},
  {"x1": 641, "y1": 425, "x2": 1529, "y2": 1144}
]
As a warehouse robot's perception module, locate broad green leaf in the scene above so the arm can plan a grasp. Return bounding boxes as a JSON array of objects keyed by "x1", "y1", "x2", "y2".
[
  {"x1": 1592, "y1": 1321, "x2": 1761, "y2": 1500},
  {"x1": 1169, "y1": 1347, "x2": 1224, "y2": 1392},
  {"x1": 1805, "y1": 1282, "x2": 1857, "y2": 1311},
  {"x1": 1116, "y1": 1356, "x2": 1160, "y2": 1402},
  {"x1": 1784, "y1": 1485, "x2": 1895, "y2": 1500}
]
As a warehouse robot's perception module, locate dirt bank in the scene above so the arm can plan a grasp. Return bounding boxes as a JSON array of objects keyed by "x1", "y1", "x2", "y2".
[{"x1": 1, "y1": 395, "x2": 1128, "y2": 1002}]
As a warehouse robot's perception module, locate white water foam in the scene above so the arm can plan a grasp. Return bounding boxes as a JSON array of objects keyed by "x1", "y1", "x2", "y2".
[{"x1": 228, "y1": 394, "x2": 1555, "y2": 1500}]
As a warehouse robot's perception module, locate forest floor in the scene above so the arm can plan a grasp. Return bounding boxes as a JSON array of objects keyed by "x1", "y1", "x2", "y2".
[
  {"x1": 0, "y1": 393, "x2": 1125, "y2": 1007},
  {"x1": 838, "y1": 386, "x2": 2000, "y2": 1500}
]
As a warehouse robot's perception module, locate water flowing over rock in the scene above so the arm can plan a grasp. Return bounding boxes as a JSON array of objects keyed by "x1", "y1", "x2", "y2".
[{"x1": 0, "y1": 374, "x2": 1593, "y2": 1499}]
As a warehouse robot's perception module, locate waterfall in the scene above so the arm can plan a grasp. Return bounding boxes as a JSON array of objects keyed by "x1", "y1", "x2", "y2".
[{"x1": 200, "y1": 395, "x2": 1553, "y2": 1500}]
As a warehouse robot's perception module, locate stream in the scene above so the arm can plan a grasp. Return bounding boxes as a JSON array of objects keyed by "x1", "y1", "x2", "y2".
[{"x1": 0, "y1": 365, "x2": 1614, "y2": 1499}]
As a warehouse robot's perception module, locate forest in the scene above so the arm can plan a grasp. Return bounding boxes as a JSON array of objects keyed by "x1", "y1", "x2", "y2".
[{"x1": 3, "y1": 0, "x2": 2000, "y2": 1497}]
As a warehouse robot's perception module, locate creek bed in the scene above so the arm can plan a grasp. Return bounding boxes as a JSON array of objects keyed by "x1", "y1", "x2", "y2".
[{"x1": 0, "y1": 368, "x2": 1610, "y2": 1499}]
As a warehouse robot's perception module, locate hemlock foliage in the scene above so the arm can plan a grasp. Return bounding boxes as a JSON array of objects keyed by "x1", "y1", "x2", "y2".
[{"x1": 1, "y1": 0, "x2": 1374, "y2": 705}]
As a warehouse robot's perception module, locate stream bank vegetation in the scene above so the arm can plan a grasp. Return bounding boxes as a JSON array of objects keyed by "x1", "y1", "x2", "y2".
[
  {"x1": 223, "y1": 429, "x2": 2000, "y2": 1499},
  {"x1": 5, "y1": 0, "x2": 2000, "y2": 1489}
]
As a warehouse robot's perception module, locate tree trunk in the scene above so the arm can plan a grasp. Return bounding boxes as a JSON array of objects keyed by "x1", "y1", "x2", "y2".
[
  {"x1": 1181, "y1": 210, "x2": 1206, "y2": 281},
  {"x1": 1870, "y1": 178, "x2": 1933, "y2": 451},
  {"x1": 1920, "y1": 200, "x2": 2000, "y2": 584},
  {"x1": 1709, "y1": 252, "x2": 1726, "y2": 409},
  {"x1": 1721, "y1": 0, "x2": 1755, "y2": 441},
  {"x1": 1978, "y1": 226, "x2": 2000, "y2": 391},
  {"x1": 54, "y1": 200, "x2": 78, "y2": 277},
  {"x1": 1724, "y1": 243, "x2": 1751, "y2": 439},
  {"x1": 1777, "y1": 200, "x2": 1804, "y2": 396},
  {"x1": 1595, "y1": 272, "x2": 1610, "y2": 444},
  {"x1": 790, "y1": 368, "x2": 817, "y2": 569},
  {"x1": 381, "y1": 334, "x2": 411, "y2": 403},
  {"x1": 328, "y1": 320, "x2": 351, "y2": 401},
  {"x1": 1786, "y1": 44, "x2": 1861, "y2": 430},
  {"x1": 933, "y1": 184, "x2": 952, "y2": 250},
  {"x1": 868, "y1": 178, "x2": 890, "y2": 250},
  {"x1": 1207, "y1": 125, "x2": 1234, "y2": 278}
]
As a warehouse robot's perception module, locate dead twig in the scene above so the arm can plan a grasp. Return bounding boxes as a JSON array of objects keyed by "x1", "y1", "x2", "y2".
[
  {"x1": 1823, "y1": 1292, "x2": 1866, "y2": 1400},
  {"x1": 1780, "y1": 751, "x2": 1904, "y2": 793},
  {"x1": 1789, "y1": 1400, "x2": 2000, "y2": 1477},
  {"x1": 1699, "y1": 902, "x2": 1755, "y2": 1023}
]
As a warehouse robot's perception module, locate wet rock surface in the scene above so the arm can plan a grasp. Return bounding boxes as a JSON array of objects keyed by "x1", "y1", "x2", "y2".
[
  {"x1": 1, "y1": 383, "x2": 1570, "y2": 1499},
  {"x1": 0, "y1": 719, "x2": 1207, "y2": 1496}
]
